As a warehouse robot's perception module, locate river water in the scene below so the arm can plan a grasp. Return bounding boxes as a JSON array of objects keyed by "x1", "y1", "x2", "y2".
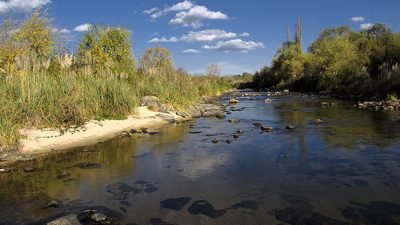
[{"x1": 1, "y1": 92, "x2": 400, "y2": 225}]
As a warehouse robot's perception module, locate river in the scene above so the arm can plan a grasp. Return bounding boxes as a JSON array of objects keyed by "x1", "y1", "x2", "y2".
[{"x1": 1, "y1": 92, "x2": 400, "y2": 225}]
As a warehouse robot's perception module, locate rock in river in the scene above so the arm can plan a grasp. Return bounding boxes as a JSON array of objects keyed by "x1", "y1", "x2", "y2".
[{"x1": 260, "y1": 126, "x2": 273, "y2": 132}]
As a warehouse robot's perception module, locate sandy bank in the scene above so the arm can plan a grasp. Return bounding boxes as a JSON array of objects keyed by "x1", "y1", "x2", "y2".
[{"x1": 18, "y1": 107, "x2": 187, "y2": 156}]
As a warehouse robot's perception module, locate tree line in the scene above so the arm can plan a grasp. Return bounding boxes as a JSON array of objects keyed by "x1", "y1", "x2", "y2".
[{"x1": 252, "y1": 18, "x2": 400, "y2": 99}]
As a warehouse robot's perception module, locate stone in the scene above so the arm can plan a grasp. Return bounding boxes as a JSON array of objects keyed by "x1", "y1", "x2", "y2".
[
  {"x1": 260, "y1": 126, "x2": 273, "y2": 132},
  {"x1": 57, "y1": 171, "x2": 70, "y2": 178},
  {"x1": 43, "y1": 200, "x2": 61, "y2": 209},
  {"x1": 283, "y1": 89, "x2": 290, "y2": 94},
  {"x1": 23, "y1": 167, "x2": 36, "y2": 172},
  {"x1": 228, "y1": 119, "x2": 240, "y2": 123},
  {"x1": 321, "y1": 102, "x2": 330, "y2": 107},
  {"x1": 226, "y1": 140, "x2": 232, "y2": 144},
  {"x1": 233, "y1": 134, "x2": 240, "y2": 139},
  {"x1": 216, "y1": 112, "x2": 226, "y2": 119},
  {"x1": 229, "y1": 98, "x2": 239, "y2": 104},
  {"x1": 314, "y1": 119, "x2": 324, "y2": 124},
  {"x1": 286, "y1": 125, "x2": 295, "y2": 130},
  {"x1": 47, "y1": 214, "x2": 80, "y2": 225},
  {"x1": 236, "y1": 129, "x2": 244, "y2": 134},
  {"x1": 212, "y1": 139, "x2": 219, "y2": 144},
  {"x1": 253, "y1": 122, "x2": 262, "y2": 126},
  {"x1": 0, "y1": 168, "x2": 12, "y2": 173},
  {"x1": 265, "y1": 98, "x2": 272, "y2": 103}
]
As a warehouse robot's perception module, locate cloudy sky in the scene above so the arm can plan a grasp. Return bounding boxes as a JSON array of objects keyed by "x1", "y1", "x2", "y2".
[{"x1": 1, "y1": 0, "x2": 399, "y2": 75}]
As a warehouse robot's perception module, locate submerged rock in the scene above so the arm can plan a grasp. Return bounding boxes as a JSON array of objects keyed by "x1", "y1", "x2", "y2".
[
  {"x1": 160, "y1": 197, "x2": 191, "y2": 211},
  {"x1": 47, "y1": 214, "x2": 80, "y2": 225},
  {"x1": 314, "y1": 119, "x2": 324, "y2": 124},
  {"x1": 286, "y1": 125, "x2": 295, "y2": 130},
  {"x1": 188, "y1": 200, "x2": 227, "y2": 219},
  {"x1": 43, "y1": 199, "x2": 61, "y2": 209},
  {"x1": 260, "y1": 126, "x2": 273, "y2": 132}
]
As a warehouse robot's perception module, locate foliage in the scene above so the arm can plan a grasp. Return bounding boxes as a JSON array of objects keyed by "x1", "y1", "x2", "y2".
[
  {"x1": 76, "y1": 25, "x2": 136, "y2": 76},
  {"x1": 139, "y1": 46, "x2": 173, "y2": 74},
  {"x1": 253, "y1": 23, "x2": 400, "y2": 99}
]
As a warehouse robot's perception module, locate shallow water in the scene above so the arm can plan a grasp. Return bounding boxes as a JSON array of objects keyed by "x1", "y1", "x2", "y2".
[{"x1": 1, "y1": 93, "x2": 400, "y2": 225}]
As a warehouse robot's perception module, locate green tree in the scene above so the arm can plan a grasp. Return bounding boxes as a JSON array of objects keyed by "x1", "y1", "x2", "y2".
[{"x1": 76, "y1": 25, "x2": 135, "y2": 77}]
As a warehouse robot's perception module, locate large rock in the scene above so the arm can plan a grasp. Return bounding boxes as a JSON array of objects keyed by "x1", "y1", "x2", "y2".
[
  {"x1": 140, "y1": 96, "x2": 170, "y2": 112},
  {"x1": 47, "y1": 214, "x2": 80, "y2": 225}
]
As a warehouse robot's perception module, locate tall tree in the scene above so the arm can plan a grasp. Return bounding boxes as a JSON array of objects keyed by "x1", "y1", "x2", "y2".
[{"x1": 295, "y1": 16, "x2": 302, "y2": 50}]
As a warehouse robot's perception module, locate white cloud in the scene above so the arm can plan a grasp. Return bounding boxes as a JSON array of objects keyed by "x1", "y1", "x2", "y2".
[
  {"x1": 181, "y1": 29, "x2": 236, "y2": 42},
  {"x1": 0, "y1": 0, "x2": 50, "y2": 13},
  {"x1": 203, "y1": 39, "x2": 265, "y2": 53},
  {"x1": 52, "y1": 28, "x2": 71, "y2": 34},
  {"x1": 360, "y1": 23, "x2": 373, "y2": 30},
  {"x1": 150, "y1": 11, "x2": 164, "y2": 19},
  {"x1": 149, "y1": 37, "x2": 179, "y2": 43},
  {"x1": 143, "y1": 7, "x2": 159, "y2": 14},
  {"x1": 351, "y1": 17, "x2": 365, "y2": 22},
  {"x1": 169, "y1": 5, "x2": 228, "y2": 28},
  {"x1": 74, "y1": 23, "x2": 90, "y2": 32},
  {"x1": 239, "y1": 32, "x2": 250, "y2": 37},
  {"x1": 183, "y1": 49, "x2": 201, "y2": 54},
  {"x1": 166, "y1": 1, "x2": 194, "y2": 12}
]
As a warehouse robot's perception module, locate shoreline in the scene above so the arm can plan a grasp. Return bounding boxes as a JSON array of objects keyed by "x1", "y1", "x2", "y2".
[{"x1": 0, "y1": 107, "x2": 190, "y2": 166}]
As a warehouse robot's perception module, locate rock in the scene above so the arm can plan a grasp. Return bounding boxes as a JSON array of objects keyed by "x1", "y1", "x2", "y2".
[
  {"x1": 253, "y1": 122, "x2": 262, "y2": 126},
  {"x1": 265, "y1": 98, "x2": 272, "y2": 103},
  {"x1": 57, "y1": 171, "x2": 70, "y2": 178},
  {"x1": 43, "y1": 200, "x2": 61, "y2": 209},
  {"x1": 47, "y1": 214, "x2": 80, "y2": 225},
  {"x1": 283, "y1": 89, "x2": 290, "y2": 94},
  {"x1": 229, "y1": 98, "x2": 239, "y2": 104},
  {"x1": 260, "y1": 126, "x2": 273, "y2": 132},
  {"x1": 176, "y1": 111, "x2": 189, "y2": 118},
  {"x1": 236, "y1": 129, "x2": 244, "y2": 134},
  {"x1": 140, "y1": 127, "x2": 149, "y2": 134},
  {"x1": 118, "y1": 131, "x2": 131, "y2": 138},
  {"x1": 321, "y1": 102, "x2": 330, "y2": 107},
  {"x1": 129, "y1": 128, "x2": 138, "y2": 134},
  {"x1": 233, "y1": 134, "x2": 240, "y2": 139},
  {"x1": 23, "y1": 167, "x2": 36, "y2": 173},
  {"x1": 226, "y1": 140, "x2": 232, "y2": 144},
  {"x1": 77, "y1": 210, "x2": 112, "y2": 225},
  {"x1": 314, "y1": 119, "x2": 324, "y2": 124},
  {"x1": 286, "y1": 125, "x2": 295, "y2": 130},
  {"x1": 228, "y1": 119, "x2": 240, "y2": 123},
  {"x1": 140, "y1": 96, "x2": 160, "y2": 107},
  {"x1": 212, "y1": 139, "x2": 219, "y2": 144},
  {"x1": 216, "y1": 112, "x2": 226, "y2": 119},
  {"x1": 0, "y1": 168, "x2": 12, "y2": 173},
  {"x1": 156, "y1": 114, "x2": 176, "y2": 123}
]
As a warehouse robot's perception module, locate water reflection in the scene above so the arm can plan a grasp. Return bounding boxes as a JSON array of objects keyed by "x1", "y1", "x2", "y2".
[{"x1": 1, "y1": 94, "x2": 400, "y2": 224}]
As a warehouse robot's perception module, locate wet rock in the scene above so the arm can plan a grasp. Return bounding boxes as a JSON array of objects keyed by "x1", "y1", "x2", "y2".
[
  {"x1": 321, "y1": 102, "x2": 330, "y2": 107},
  {"x1": 77, "y1": 210, "x2": 113, "y2": 225},
  {"x1": 23, "y1": 166, "x2": 36, "y2": 173},
  {"x1": 140, "y1": 127, "x2": 149, "y2": 134},
  {"x1": 253, "y1": 122, "x2": 262, "y2": 126},
  {"x1": 270, "y1": 207, "x2": 349, "y2": 225},
  {"x1": 212, "y1": 139, "x2": 219, "y2": 144},
  {"x1": 314, "y1": 119, "x2": 324, "y2": 124},
  {"x1": 341, "y1": 201, "x2": 400, "y2": 225},
  {"x1": 264, "y1": 98, "x2": 272, "y2": 103},
  {"x1": 188, "y1": 200, "x2": 227, "y2": 219},
  {"x1": 228, "y1": 119, "x2": 240, "y2": 123},
  {"x1": 216, "y1": 112, "x2": 226, "y2": 119},
  {"x1": 236, "y1": 129, "x2": 244, "y2": 134},
  {"x1": 144, "y1": 186, "x2": 159, "y2": 193},
  {"x1": 75, "y1": 162, "x2": 102, "y2": 169},
  {"x1": 260, "y1": 126, "x2": 273, "y2": 132},
  {"x1": 129, "y1": 128, "x2": 138, "y2": 134},
  {"x1": 201, "y1": 110, "x2": 220, "y2": 117},
  {"x1": 226, "y1": 140, "x2": 232, "y2": 144},
  {"x1": 150, "y1": 218, "x2": 175, "y2": 225},
  {"x1": 118, "y1": 131, "x2": 131, "y2": 138},
  {"x1": 286, "y1": 125, "x2": 295, "y2": 130},
  {"x1": 160, "y1": 197, "x2": 192, "y2": 211},
  {"x1": 43, "y1": 199, "x2": 61, "y2": 209},
  {"x1": 47, "y1": 214, "x2": 80, "y2": 225},
  {"x1": 231, "y1": 200, "x2": 259, "y2": 210},
  {"x1": 229, "y1": 98, "x2": 239, "y2": 104},
  {"x1": 233, "y1": 134, "x2": 240, "y2": 139},
  {"x1": 283, "y1": 89, "x2": 290, "y2": 94}
]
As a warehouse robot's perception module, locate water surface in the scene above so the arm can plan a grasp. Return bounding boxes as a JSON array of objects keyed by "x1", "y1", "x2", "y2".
[{"x1": 1, "y1": 93, "x2": 400, "y2": 225}]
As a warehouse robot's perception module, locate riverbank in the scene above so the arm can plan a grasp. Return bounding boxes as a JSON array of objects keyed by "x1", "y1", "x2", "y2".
[{"x1": 0, "y1": 97, "x2": 226, "y2": 167}]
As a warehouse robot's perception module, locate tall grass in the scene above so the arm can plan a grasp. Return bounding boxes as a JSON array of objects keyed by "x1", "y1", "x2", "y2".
[{"x1": 0, "y1": 68, "x2": 232, "y2": 150}]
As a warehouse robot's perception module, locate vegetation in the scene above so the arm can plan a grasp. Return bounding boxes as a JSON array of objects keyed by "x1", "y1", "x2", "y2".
[
  {"x1": 252, "y1": 18, "x2": 400, "y2": 99},
  {"x1": 0, "y1": 10, "x2": 232, "y2": 150}
]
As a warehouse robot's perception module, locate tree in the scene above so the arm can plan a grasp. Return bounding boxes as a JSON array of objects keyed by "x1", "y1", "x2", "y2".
[
  {"x1": 0, "y1": 19, "x2": 23, "y2": 76},
  {"x1": 76, "y1": 25, "x2": 135, "y2": 76},
  {"x1": 206, "y1": 64, "x2": 221, "y2": 76},
  {"x1": 140, "y1": 46, "x2": 173, "y2": 74},
  {"x1": 17, "y1": 10, "x2": 54, "y2": 58}
]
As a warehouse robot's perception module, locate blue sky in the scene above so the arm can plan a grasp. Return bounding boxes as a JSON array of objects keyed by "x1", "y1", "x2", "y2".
[{"x1": 1, "y1": 0, "x2": 399, "y2": 75}]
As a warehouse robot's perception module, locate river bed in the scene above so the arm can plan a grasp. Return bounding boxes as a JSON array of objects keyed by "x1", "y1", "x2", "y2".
[{"x1": 1, "y1": 92, "x2": 400, "y2": 225}]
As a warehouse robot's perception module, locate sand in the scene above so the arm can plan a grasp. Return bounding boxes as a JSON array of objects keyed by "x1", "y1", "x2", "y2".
[{"x1": 18, "y1": 107, "x2": 187, "y2": 155}]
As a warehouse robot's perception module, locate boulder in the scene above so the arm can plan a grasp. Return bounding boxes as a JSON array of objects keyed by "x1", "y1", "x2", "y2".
[
  {"x1": 260, "y1": 126, "x2": 273, "y2": 132},
  {"x1": 47, "y1": 214, "x2": 80, "y2": 225},
  {"x1": 229, "y1": 98, "x2": 239, "y2": 104}
]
